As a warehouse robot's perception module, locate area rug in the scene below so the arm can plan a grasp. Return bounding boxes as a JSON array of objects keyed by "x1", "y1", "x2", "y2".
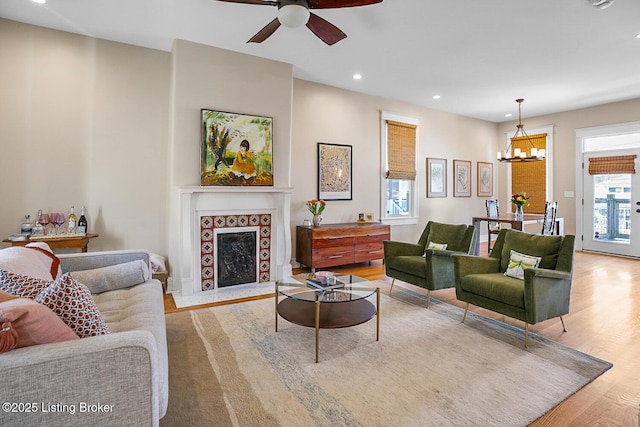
[{"x1": 160, "y1": 281, "x2": 612, "y2": 427}]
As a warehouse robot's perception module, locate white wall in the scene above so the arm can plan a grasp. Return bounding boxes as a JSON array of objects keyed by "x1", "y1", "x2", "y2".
[
  {"x1": 292, "y1": 80, "x2": 498, "y2": 246},
  {"x1": 0, "y1": 19, "x2": 170, "y2": 255}
]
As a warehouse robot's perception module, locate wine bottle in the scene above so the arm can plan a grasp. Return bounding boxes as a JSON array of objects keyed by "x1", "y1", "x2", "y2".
[
  {"x1": 32, "y1": 210, "x2": 45, "y2": 236},
  {"x1": 67, "y1": 206, "x2": 77, "y2": 234},
  {"x1": 20, "y1": 214, "x2": 33, "y2": 235},
  {"x1": 77, "y1": 206, "x2": 88, "y2": 234}
]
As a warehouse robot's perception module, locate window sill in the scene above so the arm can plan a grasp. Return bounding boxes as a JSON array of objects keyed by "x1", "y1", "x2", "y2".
[{"x1": 381, "y1": 216, "x2": 419, "y2": 226}]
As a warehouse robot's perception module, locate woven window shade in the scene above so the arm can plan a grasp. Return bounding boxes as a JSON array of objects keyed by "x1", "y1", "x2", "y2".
[
  {"x1": 511, "y1": 133, "x2": 547, "y2": 214},
  {"x1": 386, "y1": 120, "x2": 417, "y2": 180},
  {"x1": 588, "y1": 155, "x2": 636, "y2": 175}
]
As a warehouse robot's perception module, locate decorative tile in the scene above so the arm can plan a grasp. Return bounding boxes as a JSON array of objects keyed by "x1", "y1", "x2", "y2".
[{"x1": 201, "y1": 213, "x2": 272, "y2": 290}]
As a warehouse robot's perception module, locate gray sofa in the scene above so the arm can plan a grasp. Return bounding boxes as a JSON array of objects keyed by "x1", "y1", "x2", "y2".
[{"x1": 0, "y1": 250, "x2": 168, "y2": 427}]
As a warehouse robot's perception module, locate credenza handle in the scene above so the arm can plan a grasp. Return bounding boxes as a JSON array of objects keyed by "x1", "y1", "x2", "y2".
[{"x1": 328, "y1": 255, "x2": 344, "y2": 259}]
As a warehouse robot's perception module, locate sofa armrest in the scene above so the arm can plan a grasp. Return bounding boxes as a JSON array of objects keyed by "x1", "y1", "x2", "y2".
[
  {"x1": 383, "y1": 240, "x2": 424, "y2": 258},
  {"x1": 0, "y1": 330, "x2": 160, "y2": 427},
  {"x1": 58, "y1": 250, "x2": 151, "y2": 274}
]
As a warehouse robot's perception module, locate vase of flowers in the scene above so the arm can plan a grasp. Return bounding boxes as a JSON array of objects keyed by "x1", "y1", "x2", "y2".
[
  {"x1": 511, "y1": 192, "x2": 529, "y2": 220},
  {"x1": 306, "y1": 199, "x2": 326, "y2": 227}
]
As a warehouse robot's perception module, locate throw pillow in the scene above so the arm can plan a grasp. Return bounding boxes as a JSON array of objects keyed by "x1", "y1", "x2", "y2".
[
  {"x1": 35, "y1": 274, "x2": 111, "y2": 338},
  {"x1": 69, "y1": 259, "x2": 150, "y2": 294},
  {"x1": 0, "y1": 246, "x2": 61, "y2": 281},
  {"x1": 0, "y1": 298, "x2": 79, "y2": 353},
  {"x1": 504, "y1": 250, "x2": 542, "y2": 280},
  {"x1": 0, "y1": 269, "x2": 53, "y2": 299},
  {"x1": 0, "y1": 290, "x2": 18, "y2": 302},
  {"x1": 427, "y1": 241, "x2": 448, "y2": 250}
]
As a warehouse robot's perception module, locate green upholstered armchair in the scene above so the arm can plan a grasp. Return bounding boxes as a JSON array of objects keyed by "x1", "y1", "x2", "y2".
[
  {"x1": 452, "y1": 229, "x2": 576, "y2": 348},
  {"x1": 383, "y1": 221, "x2": 477, "y2": 308}
]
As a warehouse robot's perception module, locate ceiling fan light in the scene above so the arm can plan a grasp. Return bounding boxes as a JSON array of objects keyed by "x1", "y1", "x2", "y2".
[{"x1": 278, "y1": 5, "x2": 310, "y2": 28}]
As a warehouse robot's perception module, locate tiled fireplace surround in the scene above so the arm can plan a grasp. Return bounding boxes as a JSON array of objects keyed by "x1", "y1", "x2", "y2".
[{"x1": 176, "y1": 187, "x2": 293, "y2": 297}]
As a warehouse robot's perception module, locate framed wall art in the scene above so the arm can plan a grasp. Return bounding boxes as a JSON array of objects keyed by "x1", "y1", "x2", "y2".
[
  {"x1": 318, "y1": 142, "x2": 352, "y2": 201},
  {"x1": 201, "y1": 109, "x2": 273, "y2": 186},
  {"x1": 453, "y1": 159, "x2": 472, "y2": 197},
  {"x1": 426, "y1": 157, "x2": 447, "y2": 198},
  {"x1": 477, "y1": 161, "x2": 493, "y2": 197}
]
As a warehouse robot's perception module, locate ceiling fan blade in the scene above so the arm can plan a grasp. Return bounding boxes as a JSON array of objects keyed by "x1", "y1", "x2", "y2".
[
  {"x1": 306, "y1": 12, "x2": 347, "y2": 45},
  {"x1": 248, "y1": 18, "x2": 281, "y2": 43},
  {"x1": 217, "y1": 0, "x2": 278, "y2": 6},
  {"x1": 308, "y1": 0, "x2": 382, "y2": 9}
]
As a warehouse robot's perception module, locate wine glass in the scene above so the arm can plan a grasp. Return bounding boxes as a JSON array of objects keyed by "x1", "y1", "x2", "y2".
[
  {"x1": 44, "y1": 213, "x2": 58, "y2": 235},
  {"x1": 53, "y1": 213, "x2": 66, "y2": 235}
]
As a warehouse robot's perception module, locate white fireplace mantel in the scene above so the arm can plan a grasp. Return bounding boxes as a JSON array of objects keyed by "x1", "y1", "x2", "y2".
[{"x1": 175, "y1": 186, "x2": 294, "y2": 296}]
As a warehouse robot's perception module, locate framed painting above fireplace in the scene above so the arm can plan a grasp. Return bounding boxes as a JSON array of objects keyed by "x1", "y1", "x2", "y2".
[{"x1": 201, "y1": 109, "x2": 273, "y2": 186}]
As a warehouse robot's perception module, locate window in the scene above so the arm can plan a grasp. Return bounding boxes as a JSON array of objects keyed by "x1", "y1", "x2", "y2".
[
  {"x1": 505, "y1": 125, "x2": 554, "y2": 214},
  {"x1": 381, "y1": 112, "x2": 419, "y2": 224}
]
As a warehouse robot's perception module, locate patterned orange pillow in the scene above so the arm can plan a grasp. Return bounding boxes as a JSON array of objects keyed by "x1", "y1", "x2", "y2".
[
  {"x1": 0, "y1": 269, "x2": 52, "y2": 299},
  {"x1": 35, "y1": 274, "x2": 111, "y2": 338}
]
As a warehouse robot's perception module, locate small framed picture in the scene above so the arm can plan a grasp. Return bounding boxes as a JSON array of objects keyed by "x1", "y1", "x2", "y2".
[
  {"x1": 477, "y1": 162, "x2": 493, "y2": 197},
  {"x1": 453, "y1": 160, "x2": 472, "y2": 197},
  {"x1": 426, "y1": 158, "x2": 447, "y2": 198},
  {"x1": 358, "y1": 212, "x2": 375, "y2": 223},
  {"x1": 318, "y1": 143, "x2": 352, "y2": 201}
]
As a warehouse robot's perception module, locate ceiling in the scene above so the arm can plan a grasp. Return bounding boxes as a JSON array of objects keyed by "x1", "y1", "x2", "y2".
[{"x1": 2, "y1": 0, "x2": 640, "y2": 123}]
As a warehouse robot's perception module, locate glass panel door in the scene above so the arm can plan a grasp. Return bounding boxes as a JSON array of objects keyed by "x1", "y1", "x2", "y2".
[{"x1": 582, "y1": 149, "x2": 640, "y2": 257}]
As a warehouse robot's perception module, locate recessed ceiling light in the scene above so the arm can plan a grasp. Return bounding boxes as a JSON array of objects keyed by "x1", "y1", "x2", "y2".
[
  {"x1": 432, "y1": 95, "x2": 441, "y2": 100},
  {"x1": 353, "y1": 74, "x2": 362, "y2": 80},
  {"x1": 635, "y1": 33, "x2": 640, "y2": 39},
  {"x1": 32, "y1": 0, "x2": 46, "y2": 4},
  {"x1": 505, "y1": 113, "x2": 513, "y2": 118}
]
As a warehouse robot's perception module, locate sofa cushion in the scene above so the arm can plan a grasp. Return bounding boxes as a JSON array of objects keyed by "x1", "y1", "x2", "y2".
[
  {"x1": 69, "y1": 260, "x2": 150, "y2": 295},
  {"x1": 500, "y1": 231, "x2": 563, "y2": 272},
  {"x1": 427, "y1": 223, "x2": 468, "y2": 252},
  {"x1": 93, "y1": 280, "x2": 168, "y2": 416},
  {"x1": 0, "y1": 298, "x2": 79, "y2": 352},
  {"x1": 504, "y1": 250, "x2": 542, "y2": 280},
  {"x1": 387, "y1": 255, "x2": 427, "y2": 278},
  {"x1": 0, "y1": 269, "x2": 53, "y2": 299},
  {"x1": 35, "y1": 274, "x2": 111, "y2": 338},
  {"x1": 460, "y1": 273, "x2": 525, "y2": 308}
]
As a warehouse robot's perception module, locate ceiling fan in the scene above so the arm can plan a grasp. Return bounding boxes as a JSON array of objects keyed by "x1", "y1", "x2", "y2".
[{"x1": 217, "y1": 0, "x2": 383, "y2": 46}]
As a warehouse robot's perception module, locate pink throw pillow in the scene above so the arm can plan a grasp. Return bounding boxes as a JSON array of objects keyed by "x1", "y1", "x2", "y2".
[
  {"x1": 35, "y1": 274, "x2": 111, "y2": 338},
  {"x1": 0, "y1": 298, "x2": 79, "y2": 353},
  {"x1": 0, "y1": 290, "x2": 18, "y2": 302},
  {"x1": 0, "y1": 246, "x2": 61, "y2": 280}
]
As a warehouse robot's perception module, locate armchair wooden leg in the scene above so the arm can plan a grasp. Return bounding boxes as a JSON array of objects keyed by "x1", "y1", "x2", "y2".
[
  {"x1": 390, "y1": 278, "x2": 395, "y2": 294},
  {"x1": 426, "y1": 290, "x2": 431, "y2": 309},
  {"x1": 560, "y1": 316, "x2": 567, "y2": 332},
  {"x1": 462, "y1": 303, "x2": 469, "y2": 323},
  {"x1": 525, "y1": 323, "x2": 529, "y2": 349}
]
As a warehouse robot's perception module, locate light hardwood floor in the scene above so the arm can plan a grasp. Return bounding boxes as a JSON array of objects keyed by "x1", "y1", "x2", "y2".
[{"x1": 164, "y1": 244, "x2": 640, "y2": 426}]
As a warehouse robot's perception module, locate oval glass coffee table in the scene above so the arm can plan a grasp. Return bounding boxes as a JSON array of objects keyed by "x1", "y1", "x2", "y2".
[{"x1": 275, "y1": 274, "x2": 380, "y2": 363}]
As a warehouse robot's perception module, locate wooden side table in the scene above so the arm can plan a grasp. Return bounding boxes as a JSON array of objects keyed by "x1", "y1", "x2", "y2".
[{"x1": 3, "y1": 234, "x2": 99, "y2": 252}]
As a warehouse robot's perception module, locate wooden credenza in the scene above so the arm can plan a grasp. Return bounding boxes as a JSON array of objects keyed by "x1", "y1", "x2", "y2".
[{"x1": 296, "y1": 222, "x2": 390, "y2": 271}]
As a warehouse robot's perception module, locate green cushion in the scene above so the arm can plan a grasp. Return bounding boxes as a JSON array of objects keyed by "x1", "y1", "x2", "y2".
[
  {"x1": 426, "y1": 223, "x2": 468, "y2": 252},
  {"x1": 387, "y1": 256, "x2": 427, "y2": 279},
  {"x1": 460, "y1": 273, "x2": 525, "y2": 308},
  {"x1": 500, "y1": 231, "x2": 563, "y2": 272}
]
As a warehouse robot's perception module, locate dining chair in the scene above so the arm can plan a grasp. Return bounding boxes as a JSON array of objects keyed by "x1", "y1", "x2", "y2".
[
  {"x1": 541, "y1": 201, "x2": 558, "y2": 235},
  {"x1": 485, "y1": 200, "x2": 500, "y2": 254}
]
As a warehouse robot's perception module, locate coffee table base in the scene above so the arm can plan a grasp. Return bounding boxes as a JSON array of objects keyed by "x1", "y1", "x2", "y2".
[{"x1": 275, "y1": 288, "x2": 380, "y2": 363}]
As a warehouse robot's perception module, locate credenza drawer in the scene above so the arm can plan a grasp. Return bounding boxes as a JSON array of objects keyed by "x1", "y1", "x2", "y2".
[
  {"x1": 312, "y1": 236, "x2": 355, "y2": 248},
  {"x1": 312, "y1": 246, "x2": 355, "y2": 268},
  {"x1": 354, "y1": 242, "x2": 385, "y2": 263}
]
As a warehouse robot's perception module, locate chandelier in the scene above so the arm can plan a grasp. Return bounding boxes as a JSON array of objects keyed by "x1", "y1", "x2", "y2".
[{"x1": 497, "y1": 98, "x2": 546, "y2": 163}]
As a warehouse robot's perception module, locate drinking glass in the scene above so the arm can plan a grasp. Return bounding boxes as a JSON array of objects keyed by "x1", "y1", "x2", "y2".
[{"x1": 53, "y1": 213, "x2": 66, "y2": 234}]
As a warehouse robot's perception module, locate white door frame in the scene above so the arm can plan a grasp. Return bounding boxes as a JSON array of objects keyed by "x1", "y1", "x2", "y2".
[{"x1": 575, "y1": 121, "x2": 640, "y2": 252}]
